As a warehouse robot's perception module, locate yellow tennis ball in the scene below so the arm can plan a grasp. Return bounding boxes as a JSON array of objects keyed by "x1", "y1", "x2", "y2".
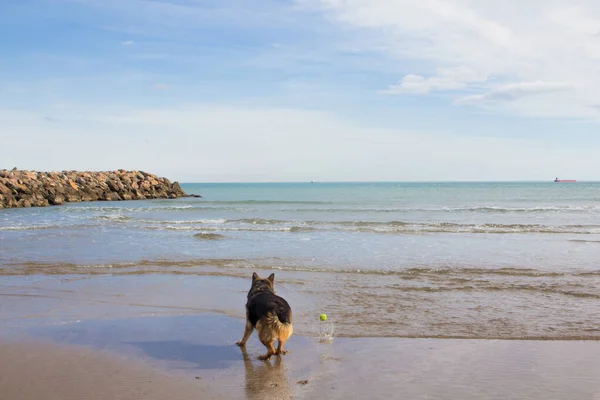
[{"x1": 319, "y1": 313, "x2": 327, "y2": 322}]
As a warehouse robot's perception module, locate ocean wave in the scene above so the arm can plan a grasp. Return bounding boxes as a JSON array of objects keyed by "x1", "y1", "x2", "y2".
[
  {"x1": 2, "y1": 260, "x2": 599, "y2": 301},
  {"x1": 93, "y1": 215, "x2": 133, "y2": 221},
  {"x1": 0, "y1": 223, "x2": 92, "y2": 231},
  {"x1": 200, "y1": 200, "x2": 334, "y2": 205},
  {"x1": 4, "y1": 215, "x2": 600, "y2": 234},
  {"x1": 136, "y1": 218, "x2": 600, "y2": 234},
  {"x1": 149, "y1": 218, "x2": 227, "y2": 225},
  {"x1": 160, "y1": 225, "x2": 318, "y2": 233},
  {"x1": 66, "y1": 205, "x2": 600, "y2": 214},
  {"x1": 351, "y1": 223, "x2": 600, "y2": 235},
  {"x1": 48, "y1": 202, "x2": 600, "y2": 217},
  {"x1": 3, "y1": 258, "x2": 599, "y2": 279},
  {"x1": 0, "y1": 225, "x2": 57, "y2": 231},
  {"x1": 379, "y1": 284, "x2": 600, "y2": 299},
  {"x1": 439, "y1": 205, "x2": 600, "y2": 213},
  {"x1": 401, "y1": 267, "x2": 567, "y2": 277},
  {"x1": 143, "y1": 205, "x2": 600, "y2": 213},
  {"x1": 142, "y1": 218, "x2": 293, "y2": 225},
  {"x1": 283, "y1": 205, "x2": 600, "y2": 213},
  {"x1": 61, "y1": 205, "x2": 195, "y2": 213}
]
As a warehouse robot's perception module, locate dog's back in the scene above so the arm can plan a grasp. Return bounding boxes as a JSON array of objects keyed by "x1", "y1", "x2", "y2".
[{"x1": 247, "y1": 291, "x2": 292, "y2": 327}]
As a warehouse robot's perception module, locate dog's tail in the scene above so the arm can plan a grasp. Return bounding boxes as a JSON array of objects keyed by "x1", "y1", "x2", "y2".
[{"x1": 264, "y1": 311, "x2": 293, "y2": 340}]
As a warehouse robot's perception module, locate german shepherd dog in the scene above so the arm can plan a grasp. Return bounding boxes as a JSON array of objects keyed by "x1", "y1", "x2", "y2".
[{"x1": 236, "y1": 272, "x2": 293, "y2": 360}]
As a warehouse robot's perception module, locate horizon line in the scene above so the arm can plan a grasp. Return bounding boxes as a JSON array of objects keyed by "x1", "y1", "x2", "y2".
[{"x1": 179, "y1": 180, "x2": 596, "y2": 184}]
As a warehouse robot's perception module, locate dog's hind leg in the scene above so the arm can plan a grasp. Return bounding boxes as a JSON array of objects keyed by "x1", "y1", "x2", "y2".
[
  {"x1": 236, "y1": 319, "x2": 254, "y2": 347},
  {"x1": 258, "y1": 341, "x2": 277, "y2": 360},
  {"x1": 276, "y1": 336, "x2": 289, "y2": 355},
  {"x1": 276, "y1": 323, "x2": 293, "y2": 355},
  {"x1": 256, "y1": 319, "x2": 277, "y2": 360}
]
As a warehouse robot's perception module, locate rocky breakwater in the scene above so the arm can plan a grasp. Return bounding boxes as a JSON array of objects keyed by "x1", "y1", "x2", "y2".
[{"x1": 0, "y1": 169, "x2": 198, "y2": 209}]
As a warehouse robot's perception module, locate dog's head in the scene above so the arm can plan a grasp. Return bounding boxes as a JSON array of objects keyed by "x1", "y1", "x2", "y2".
[{"x1": 248, "y1": 272, "x2": 275, "y2": 297}]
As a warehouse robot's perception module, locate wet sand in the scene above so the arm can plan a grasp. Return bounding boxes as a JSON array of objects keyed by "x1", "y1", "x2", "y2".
[
  {"x1": 0, "y1": 340, "x2": 219, "y2": 400},
  {"x1": 2, "y1": 315, "x2": 600, "y2": 399},
  {"x1": 3, "y1": 275, "x2": 600, "y2": 399}
]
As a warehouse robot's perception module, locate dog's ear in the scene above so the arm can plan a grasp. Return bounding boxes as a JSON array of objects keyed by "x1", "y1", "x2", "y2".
[
  {"x1": 267, "y1": 273, "x2": 275, "y2": 284},
  {"x1": 252, "y1": 272, "x2": 259, "y2": 281}
]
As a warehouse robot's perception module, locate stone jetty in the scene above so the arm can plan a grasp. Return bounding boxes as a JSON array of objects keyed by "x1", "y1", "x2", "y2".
[{"x1": 0, "y1": 169, "x2": 198, "y2": 209}]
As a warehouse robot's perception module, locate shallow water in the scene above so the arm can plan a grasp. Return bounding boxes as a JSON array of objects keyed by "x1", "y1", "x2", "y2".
[{"x1": 1, "y1": 182, "x2": 600, "y2": 339}]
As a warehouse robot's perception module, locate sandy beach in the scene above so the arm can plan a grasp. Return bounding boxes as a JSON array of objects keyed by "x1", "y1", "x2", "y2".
[
  {"x1": 0, "y1": 340, "x2": 219, "y2": 400},
  {"x1": 3, "y1": 321, "x2": 600, "y2": 400},
  {"x1": 3, "y1": 275, "x2": 600, "y2": 400}
]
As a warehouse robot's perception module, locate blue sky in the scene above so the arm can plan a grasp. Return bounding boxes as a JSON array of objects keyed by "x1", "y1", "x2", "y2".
[{"x1": 2, "y1": 0, "x2": 600, "y2": 181}]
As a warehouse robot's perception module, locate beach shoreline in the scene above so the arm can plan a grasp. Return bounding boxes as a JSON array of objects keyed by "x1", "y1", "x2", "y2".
[
  {"x1": 2, "y1": 274, "x2": 600, "y2": 400},
  {"x1": 2, "y1": 268, "x2": 598, "y2": 341}
]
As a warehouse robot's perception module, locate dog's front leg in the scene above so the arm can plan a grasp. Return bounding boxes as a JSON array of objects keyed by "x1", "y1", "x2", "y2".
[{"x1": 236, "y1": 319, "x2": 254, "y2": 347}]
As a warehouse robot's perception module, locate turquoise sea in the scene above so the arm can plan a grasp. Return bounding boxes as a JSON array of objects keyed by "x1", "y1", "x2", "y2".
[{"x1": 2, "y1": 182, "x2": 600, "y2": 339}]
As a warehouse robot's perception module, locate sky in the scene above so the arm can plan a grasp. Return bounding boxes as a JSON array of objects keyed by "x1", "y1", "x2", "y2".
[{"x1": 2, "y1": 0, "x2": 600, "y2": 182}]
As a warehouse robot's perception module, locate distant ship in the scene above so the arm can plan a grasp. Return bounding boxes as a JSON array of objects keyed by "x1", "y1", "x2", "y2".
[{"x1": 554, "y1": 177, "x2": 576, "y2": 182}]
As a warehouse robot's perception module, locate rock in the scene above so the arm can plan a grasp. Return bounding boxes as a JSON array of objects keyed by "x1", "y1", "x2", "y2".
[
  {"x1": 48, "y1": 194, "x2": 65, "y2": 205},
  {"x1": 17, "y1": 199, "x2": 32, "y2": 208},
  {"x1": 32, "y1": 197, "x2": 49, "y2": 207},
  {"x1": 64, "y1": 188, "x2": 81, "y2": 202},
  {"x1": 194, "y1": 233, "x2": 225, "y2": 240},
  {"x1": 132, "y1": 189, "x2": 146, "y2": 200},
  {"x1": 80, "y1": 192, "x2": 97, "y2": 202},
  {"x1": 107, "y1": 180, "x2": 121, "y2": 192},
  {"x1": 140, "y1": 181, "x2": 151, "y2": 191},
  {"x1": 0, "y1": 169, "x2": 194, "y2": 209},
  {"x1": 0, "y1": 183, "x2": 11, "y2": 197},
  {"x1": 102, "y1": 192, "x2": 121, "y2": 201}
]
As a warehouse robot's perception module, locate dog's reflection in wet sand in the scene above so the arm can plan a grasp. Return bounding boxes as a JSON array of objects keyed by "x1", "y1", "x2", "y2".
[{"x1": 240, "y1": 347, "x2": 292, "y2": 400}]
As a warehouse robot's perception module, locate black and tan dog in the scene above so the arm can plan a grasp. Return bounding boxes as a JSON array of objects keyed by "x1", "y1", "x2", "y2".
[{"x1": 236, "y1": 272, "x2": 293, "y2": 360}]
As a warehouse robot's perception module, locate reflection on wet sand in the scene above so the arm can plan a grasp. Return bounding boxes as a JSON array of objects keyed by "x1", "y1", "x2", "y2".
[
  {"x1": 240, "y1": 347, "x2": 292, "y2": 400},
  {"x1": 8, "y1": 311, "x2": 600, "y2": 400}
]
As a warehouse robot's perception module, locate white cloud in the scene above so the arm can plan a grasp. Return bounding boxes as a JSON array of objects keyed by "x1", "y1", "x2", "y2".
[
  {"x1": 153, "y1": 83, "x2": 169, "y2": 90},
  {"x1": 121, "y1": 40, "x2": 134, "y2": 46},
  {"x1": 300, "y1": 0, "x2": 600, "y2": 118},
  {"x1": 384, "y1": 66, "x2": 486, "y2": 94},
  {"x1": 2, "y1": 104, "x2": 600, "y2": 181},
  {"x1": 455, "y1": 81, "x2": 575, "y2": 105}
]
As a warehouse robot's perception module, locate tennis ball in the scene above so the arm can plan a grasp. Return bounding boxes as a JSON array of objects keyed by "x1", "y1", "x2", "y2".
[{"x1": 319, "y1": 313, "x2": 327, "y2": 322}]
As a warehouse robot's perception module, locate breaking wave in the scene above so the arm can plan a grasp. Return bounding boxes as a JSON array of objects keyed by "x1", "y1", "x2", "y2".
[
  {"x1": 3, "y1": 258, "x2": 599, "y2": 279},
  {"x1": 134, "y1": 218, "x2": 600, "y2": 234}
]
